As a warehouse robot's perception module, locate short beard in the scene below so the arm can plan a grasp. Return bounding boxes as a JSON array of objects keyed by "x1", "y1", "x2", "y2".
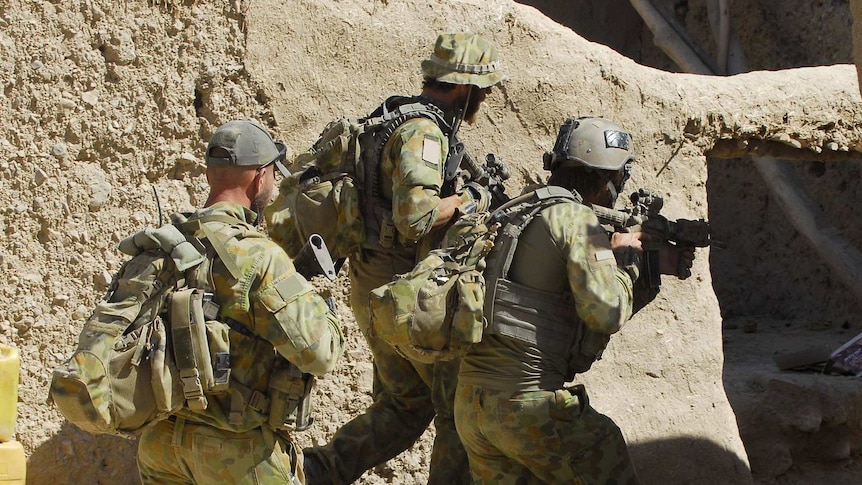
[
  {"x1": 462, "y1": 90, "x2": 483, "y2": 125},
  {"x1": 250, "y1": 187, "x2": 273, "y2": 226}
]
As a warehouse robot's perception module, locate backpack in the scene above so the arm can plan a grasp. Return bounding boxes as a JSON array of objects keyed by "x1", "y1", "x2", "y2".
[
  {"x1": 264, "y1": 96, "x2": 450, "y2": 261},
  {"x1": 369, "y1": 186, "x2": 578, "y2": 363},
  {"x1": 48, "y1": 224, "x2": 210, "y2": 436},
  {"x1": 49, "y1": 220, "x2": 315, "y2": 437}
]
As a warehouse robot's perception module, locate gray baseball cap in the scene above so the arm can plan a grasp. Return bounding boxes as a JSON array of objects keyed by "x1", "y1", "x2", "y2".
[{"x1": 205, "y1": 119, "x2": 289, "y2": 176}]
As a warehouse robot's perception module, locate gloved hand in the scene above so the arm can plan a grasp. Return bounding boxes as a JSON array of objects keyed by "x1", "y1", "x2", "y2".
[
  {"x1": 457, "y1": 181, "x2": 492, "y2": 214},
  {"x1": 658, "y1": 242, "x2": 696, "y2": 279}
]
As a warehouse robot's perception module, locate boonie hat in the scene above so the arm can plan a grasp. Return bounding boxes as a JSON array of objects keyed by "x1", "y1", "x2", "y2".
[
  {"x1": 421, "y1": 33, "x2": 507, "y2": 88},
  {"x1": 205, "y1": 119, "x2": 289, "y2": 176}
]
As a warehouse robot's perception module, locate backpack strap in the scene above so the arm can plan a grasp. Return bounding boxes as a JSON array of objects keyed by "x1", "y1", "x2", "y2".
[
  {"x1": 485, "y1": 186, "x2": 580, "y2": 281},
  {"x1": 482, "y1": 187, "x2": 582, "y2": 346}
]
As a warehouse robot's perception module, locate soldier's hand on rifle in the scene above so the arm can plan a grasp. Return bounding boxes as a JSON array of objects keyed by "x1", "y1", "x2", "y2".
[
  {"x1": 610, "y1": 231, "x2": 645, "y2": 253},
  {"x1": 658, "y1": 242, "x2": 695, "y2": 279},
  {"x1": 610, "y1": 231, "x2": 645, "y2": 281},
  {"x1": 457, "y1": 181, "x2": 492, "y2": 214}
]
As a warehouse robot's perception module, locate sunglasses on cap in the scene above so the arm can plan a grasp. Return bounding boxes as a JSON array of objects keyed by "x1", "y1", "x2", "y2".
[{"x1": 256, "y1": 142, "x2": 291, "y2": 178}]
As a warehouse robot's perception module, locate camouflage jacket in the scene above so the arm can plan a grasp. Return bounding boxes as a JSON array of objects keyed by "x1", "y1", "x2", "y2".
[
  {"x1": 170, "y1": 202, "x2": 344, "y2": 432},
  {"x1": 459, "y1": 195, "x2": 634, "y2": 391},
  {"x1": 350, "y1": 114, "x2": 453, "y2": 287},
  {"x1": 380, "y1": 115, "x2": 450, "y2": 243}
]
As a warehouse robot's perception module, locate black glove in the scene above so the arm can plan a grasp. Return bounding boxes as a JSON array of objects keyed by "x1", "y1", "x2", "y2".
[{"x1": 457, "y1": 181, "x2": 492, "y2": 214}]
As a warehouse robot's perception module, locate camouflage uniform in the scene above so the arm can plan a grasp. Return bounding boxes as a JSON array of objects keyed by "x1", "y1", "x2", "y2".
[
  {"x1": 301, "y1": 33, "x2": 505, "y2": 485},
  {"x1": 137, "y1": 202, "x2": 344, "y2": 485},
  {"x1": 454, "y1": 197, "x2": 641, "y2": 484},
  {"x1": 304, "y1": 115, "x2": 469, "y2": 484}
]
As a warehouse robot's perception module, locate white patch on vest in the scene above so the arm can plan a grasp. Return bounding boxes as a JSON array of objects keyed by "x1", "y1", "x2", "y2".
[
  {"x1": 422, "y1": 138, "x2": 441, "y2": 166},
  {"x1": 594, "y1": 249, "x2": 615, "y2": 262}
]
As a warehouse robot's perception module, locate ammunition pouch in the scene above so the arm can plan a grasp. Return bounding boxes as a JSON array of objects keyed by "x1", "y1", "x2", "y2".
[
  {"x1": 267, "y1": 364, "x2": 315, "y2": 432},
  {"x1": 169, "y1": 288, "x2": 232, "y2": 412},
  {"x1": 377, "y1": 210, "x2": 398, "y2": 249}
]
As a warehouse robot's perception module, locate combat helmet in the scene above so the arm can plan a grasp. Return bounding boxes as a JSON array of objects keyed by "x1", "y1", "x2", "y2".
[
  {"x1": 421, "y1": 33, "x2": 507, "y2": 88},
  {"x1": 543, "y1": 117, "x2": 635, "y2": 172},
  {"x1": 543, "y1": 117, "x2": 635, "y2": 203}
]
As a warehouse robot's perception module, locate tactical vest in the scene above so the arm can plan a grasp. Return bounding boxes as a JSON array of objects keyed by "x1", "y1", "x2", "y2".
[
  {"x1": 266, "y1": 96, "x2": 460, "y2": 263},
  {"x1": 482, "y1": 186, "x2": 610, "y2": 378},
  {"x1": 360, "y1": 96, "x2": 455, "y2": 254}
]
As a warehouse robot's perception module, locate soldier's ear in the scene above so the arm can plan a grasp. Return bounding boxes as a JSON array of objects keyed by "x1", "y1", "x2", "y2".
[{"x1": 252, "y1": 166, "x2": 266, "y2": 193}]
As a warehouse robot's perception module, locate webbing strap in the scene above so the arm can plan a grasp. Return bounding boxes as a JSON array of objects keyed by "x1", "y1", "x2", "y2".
[
  {"x1": 170, "y1": 288, "x2": 208, "y2": 411},
  {"x1": 486, "y1": 187, "x2": 578, "y2": 282},
  {"x1": 225, "y1": 382, "x2": 271, "y2": 426},
  {"x1": 483, "y1": 187, "x2": 580, "y2": 337}
]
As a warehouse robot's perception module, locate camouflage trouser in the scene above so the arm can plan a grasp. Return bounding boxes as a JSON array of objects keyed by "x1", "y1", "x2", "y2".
[
  {"x1": 454, "y1": 383, "x2": 641, "y2": 485},
  {"x1": 137, "y1": 417, "x2": 304, "y2": 484},
  {"x1": 303, "y1": 257, "x2": 470, "y2": 485}
]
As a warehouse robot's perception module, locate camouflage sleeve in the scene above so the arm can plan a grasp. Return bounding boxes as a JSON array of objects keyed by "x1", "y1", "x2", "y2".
[
  {"x1": 385, "y1": 117, "x2": 448, "y2": 241},
  {"x1": 249, "y1": 246, "x2": 345, "y2": 377},
  {"x1": 544, "y1": 202, "x2": 634, "y2": 335},
  {"x1": 262, "y1": 178, "x2": 306, "y2": 258}
]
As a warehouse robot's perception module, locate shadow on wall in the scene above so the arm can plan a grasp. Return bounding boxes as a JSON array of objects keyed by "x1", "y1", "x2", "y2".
[
  {"x1": 514, "y1": 0, "x2": 680, "y2": 72},
  {"x1": 705, "y1": 157, "x2": 862, "y2": 324},
  {"x1": 27, "y1": 423, "x2": 140, "y2": 485},
  {"x1": 629, "y1": 435, "x2": 751, "y2": 485}
]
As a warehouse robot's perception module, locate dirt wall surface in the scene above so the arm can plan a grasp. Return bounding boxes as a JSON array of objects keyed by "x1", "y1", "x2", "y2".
[{"x1": 3, "y1": 0, "x2": 862, "y2": 484}]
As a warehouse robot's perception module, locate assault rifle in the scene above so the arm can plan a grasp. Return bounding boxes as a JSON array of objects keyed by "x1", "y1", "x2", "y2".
[
  {"x1": 460, "y1": 152, "x2": 511, "y2": 210},
  {"x1": 442, "y1": 109, "x2": 511, "y2": 209},
  {"x1": 590, "y1": 188, "x2": 723, "y2": 288}
]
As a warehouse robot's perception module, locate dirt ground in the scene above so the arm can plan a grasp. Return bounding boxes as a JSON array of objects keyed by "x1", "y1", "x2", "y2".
[{"x1": 2, "y1": 0, "x2": 861, "y2": 484}]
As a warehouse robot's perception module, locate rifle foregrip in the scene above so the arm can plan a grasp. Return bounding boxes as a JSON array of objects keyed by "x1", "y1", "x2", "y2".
[{"x1": 460, "y1": 151, "x2": 485, "y2": 181}]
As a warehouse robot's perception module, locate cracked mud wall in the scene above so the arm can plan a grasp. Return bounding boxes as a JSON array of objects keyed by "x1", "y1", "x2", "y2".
[{"x1": 2, "y1": 0, "x2": 860, "y2": 484}]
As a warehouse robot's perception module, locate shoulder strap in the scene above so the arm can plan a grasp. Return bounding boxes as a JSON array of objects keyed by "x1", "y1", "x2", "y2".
[
  {"x1": 484, "y1": 186, "x2": 580, "y2": 285},
  {"x1": 179, "y1": 214, "x2": 266, "y2": 281}
]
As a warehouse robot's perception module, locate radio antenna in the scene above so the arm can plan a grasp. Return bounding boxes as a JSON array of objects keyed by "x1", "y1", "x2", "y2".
[{"x1": 152, "y1": 185, "x2": 164, "y2": 226}]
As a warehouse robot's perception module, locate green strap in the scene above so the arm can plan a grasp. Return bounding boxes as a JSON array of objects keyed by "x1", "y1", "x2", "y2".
[{"x1": 170, "y1": 288, "x2": 208, "y2": 411}]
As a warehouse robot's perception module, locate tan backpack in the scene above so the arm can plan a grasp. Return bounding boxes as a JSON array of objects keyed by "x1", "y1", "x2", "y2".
[
  {"x1": 369, "y1": 187, "x2": 578, "y2": 363},
  {"x1": 265, "y1": 96, "x2": 451, "y2": 262},
  {"x1": 49, "y1": 221, "x2": 315, "y2": 437}
]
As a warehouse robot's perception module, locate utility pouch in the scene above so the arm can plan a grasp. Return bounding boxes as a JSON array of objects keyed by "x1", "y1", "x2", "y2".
[
  {"x1": 170, "y1": 288, "x2": 211, "y2": 411},
  {"x1": 378, "y1": 213, "x2": 397, "y2": 249},
  {"x1": 267, "y1": 363, "x2": 315, "y2": 432},
  {"x1": 201, "y1": 294, "x2": 231, "y2": 392},
  {"x1": 170, "y1": 289, "x2": 235, "y2": 410}
]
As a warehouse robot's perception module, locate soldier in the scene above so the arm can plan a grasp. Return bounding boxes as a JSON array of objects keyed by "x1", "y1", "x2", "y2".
[
  {"x1": 136, "y1": 119, "x2": 344, "y2": 484},
  {"x1": 299, "y1": 33, "x2": 505, "y2": 484},
  {"x1": 453, "y1": 117, "x2": 693, "y2": 483}
]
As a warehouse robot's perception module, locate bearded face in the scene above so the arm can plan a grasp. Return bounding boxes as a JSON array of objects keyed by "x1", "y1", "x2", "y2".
[
  {"x1": 250, "y1": 165, "x2": 276, "y2": 224},
  {"x1": 461, "y1": 86, "x2": 491, "y2": 125}
]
